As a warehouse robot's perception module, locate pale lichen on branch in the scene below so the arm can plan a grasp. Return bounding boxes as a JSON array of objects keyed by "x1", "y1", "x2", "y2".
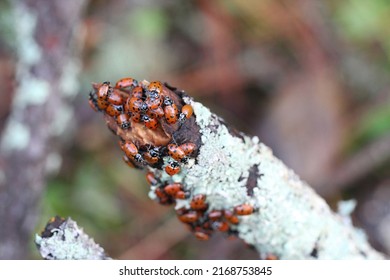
[
  {"x1": 85, "y1": 77, "x2": 385, "y2": 260},
  {"x1": 172, "y1": 99, "x2": 384, "y2": 259},
  {"x1": 36, "y1": 217, "x2": 110, "y2": 260}
]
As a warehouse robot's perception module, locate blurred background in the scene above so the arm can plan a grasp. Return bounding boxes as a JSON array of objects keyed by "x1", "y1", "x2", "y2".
[{"x1": 0, "y1": 0, "x2": 390, "y2": 259}]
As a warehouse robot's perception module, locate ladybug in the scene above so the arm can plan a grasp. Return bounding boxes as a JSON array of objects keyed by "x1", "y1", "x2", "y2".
[
  {"x1": 224, "y1": 210, "x2": 239, "y2": 224},
  {"x1": 177, "y1": 211, "x2": 198, "y2": 223},
  {"x1": 88, "y1": 98, "x2": 98, "y2": 112},
  {"x1": 175, "y1": 190, "x2": 189, "y2": 199},
  {"x1": 234, "y1": 204, "x2": 254, "y2": 216},
  {"x1": 144, "y1": 147, "x2": 160, "y2": 164},
  {"x1": 147, "y1": 106, "x2": 164, "y2": 119},
  {"x1": 208, "y1": 210, "x2": 223, "y2": 221},
  {"x1": 105, "y1": 104, "x2": 123, "y2": 117},
  {"x1": 131, "y1": 112, "x2": 142, "y2": 123},
  {"x1": 167, "y1": 144, "x2": 186, "y2": 162},
  {"x1": 147, "y1": 81, "x2": 163, "y2": 99},
  {"x1": 115, "y1": 77, "x2": 138, "y2": 89},
  {"x1": 142, "y1": 115, "x2": 159, "y2": 130},
  {"x1": 179, "y1": 104, "x2": 194, "y2": 122},
  {"x1": 190, "y1": 194, "x2": 208, "y2": 211},
  {"x1": 122, "y1": 155, "x2": 136, "y2": 168},
  {"x1": 179, "y1": 143, "x2": 196, "y2": 156},
  {"x1": 146, "y1": 171, "x2": 159, "y2": 185},
  {"x1": 126, "y1": 97, "x2": 148, "y2": 113},
  {"x1": 117, "y1": 114, "x2": 130, "y2": 129},
  {"x1": 165, "y1": 160, "x2": 180, "y2": 176},
  {"x1": 194, "y1": 231, "x2": 210, "y2": 241},
  {"x1": 154, "y1": 187, "x2": 169, "y2": 205},
  {"x1": 163, "y1": 97, "x2": 178, "y2": 124},
  {"x1": 97, "y1": 81, "x2": 110, "y2": 100},
  {"x1": 120, "y1": 141, "x2": 143, "y2": 162},
  {"x1": 201, "y1": 222, "x2": 214, "y2": 230},
  {"x1": 145, "y1": 96, "x2": 162, "y2": 110},
  {"x1": 156, "y1": 187, "x2": 175, "y2": 205},
  {"x1": 214, "y1": 221, "x2": 229, "y2": 232},
  {"x1": 107, "y1": 89, "x2": 124, "y2": 105},
  {"x1": 96, "y1": 98, "x2": 109, "y2": 111},
  {"x1": 163, "y1": 182, "x2": 183, "y2": 196},
  {"x1": 120, "y1": 141, "x2": 138, "y2": 158},
  {"x1": 131, "y1": 86, "x2": 144, "y2": 99},
  {"x1": 144, "y1": 152, "x2": 159, "y2": 165}
]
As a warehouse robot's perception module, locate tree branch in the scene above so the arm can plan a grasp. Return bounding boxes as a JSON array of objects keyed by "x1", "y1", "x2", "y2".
[
  {"x1": 88, "y1": 79, "x2": 386, "y2": 260},
  {"x1": 35, "y1": 217, "x2": 110, "y2": 260}
]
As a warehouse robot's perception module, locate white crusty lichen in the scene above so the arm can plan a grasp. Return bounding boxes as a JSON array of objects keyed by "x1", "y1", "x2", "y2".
[
  {"x1": 35, "y1": 218, "x2": 110, "y2": 260},
  {"x1": 153, "y1": 100, "x2": 385, "y2": 260}
]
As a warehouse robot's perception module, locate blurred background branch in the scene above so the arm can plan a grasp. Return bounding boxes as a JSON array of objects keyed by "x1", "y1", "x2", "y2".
[
  {"x1": 0, "y1": 0, "x2": 389, "y2": 259},
  {"x1": 0, "y1": 0, "x2": 86, "y2": 259}
]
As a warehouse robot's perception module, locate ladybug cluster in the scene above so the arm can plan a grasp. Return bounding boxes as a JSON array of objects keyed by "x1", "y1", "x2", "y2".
[
  {"x1": 146, "y1": 172, "x2": 190, "y2": 205},
  {"x1": 89, "y1": 78, "x2": 195, "y2": 173},
  {"x1": 89, "y1": 77, "x2": 256, "y2": 242},
  {"x1": 146, "y1": 168, "x2": 255, "y2": 241},
  {"x1": 177, "y1": 197, "x2": 255, "y2": 241},
  {"x1": 89, "y1": 78, "x2": 193, "y2": 130}
]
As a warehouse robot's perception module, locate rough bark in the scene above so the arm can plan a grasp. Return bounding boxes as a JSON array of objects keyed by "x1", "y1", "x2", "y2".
[{"x1": 0, "y1": 0, "x2": 86, "y2": 259}]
